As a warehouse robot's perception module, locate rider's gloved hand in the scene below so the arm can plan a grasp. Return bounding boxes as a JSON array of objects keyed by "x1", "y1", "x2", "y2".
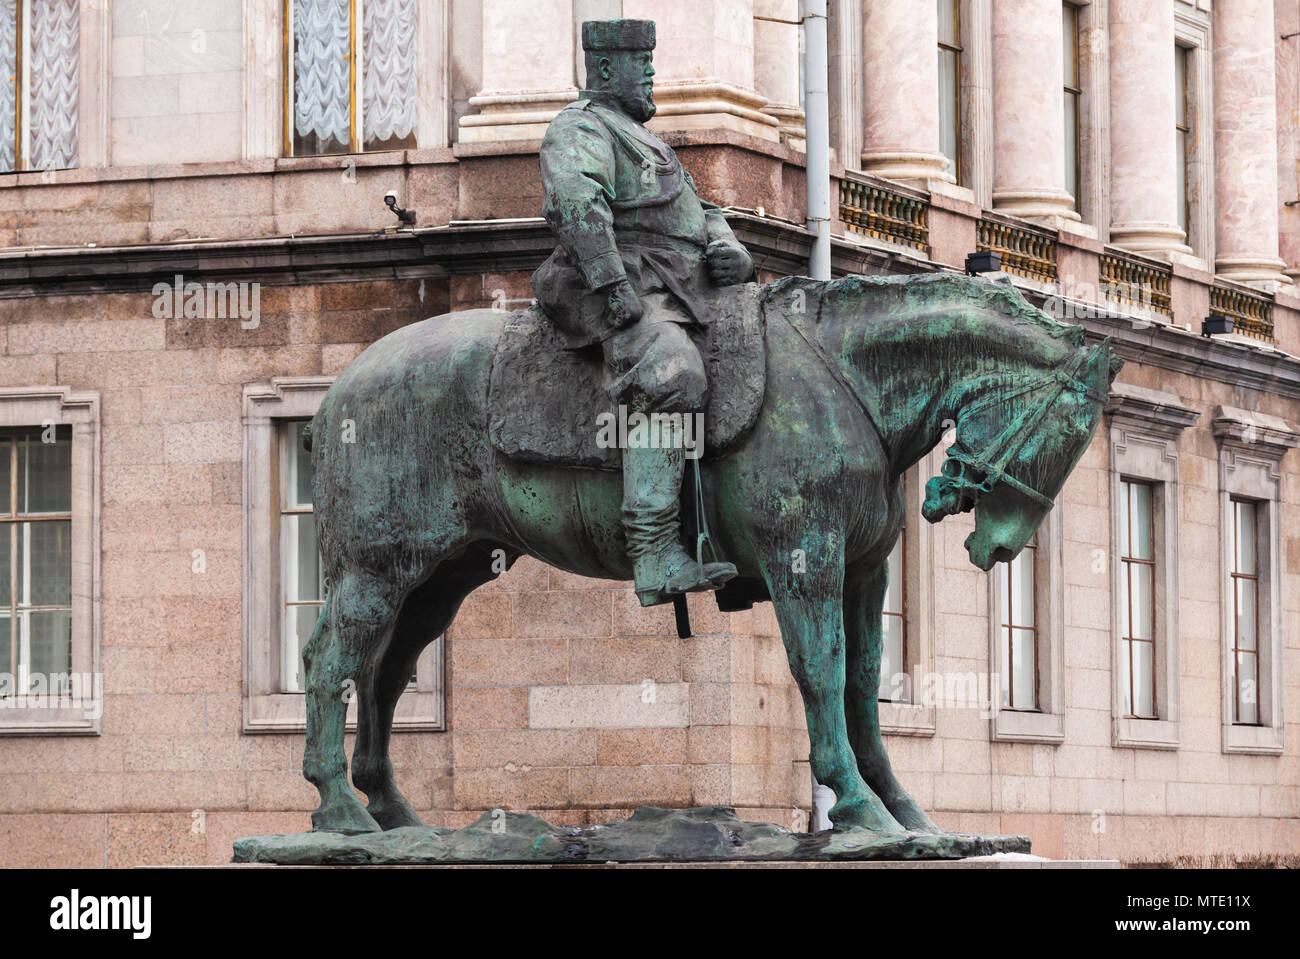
[
  {"x1": 705, "y1": 241, "x2": 753, "y2": 286},
  {"x1": 604, "y1": 278, "x2": 644, "y2": 330}
]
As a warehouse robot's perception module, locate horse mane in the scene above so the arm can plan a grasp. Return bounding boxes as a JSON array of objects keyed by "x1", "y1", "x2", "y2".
[{"x1": 763, "y1": 271, "x2": 1088, "y2": 353}]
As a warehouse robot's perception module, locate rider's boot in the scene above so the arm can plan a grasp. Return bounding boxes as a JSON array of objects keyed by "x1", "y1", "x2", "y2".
[{"x1": 623, "y1": 417, "x2": 737, "y2": 607}]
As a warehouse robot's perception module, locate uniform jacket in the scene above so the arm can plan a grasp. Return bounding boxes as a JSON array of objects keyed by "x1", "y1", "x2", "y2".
[{"x1": 531, "y1": 93, "x2": 753, "y2": 348}]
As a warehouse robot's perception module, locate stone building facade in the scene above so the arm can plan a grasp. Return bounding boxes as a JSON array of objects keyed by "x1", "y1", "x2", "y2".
[{"x1": 0, "y1": 0, "x2": 1297, "y2": 867}]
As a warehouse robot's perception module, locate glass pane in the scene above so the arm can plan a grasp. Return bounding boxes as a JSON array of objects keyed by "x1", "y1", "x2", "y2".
[
  {"x1": 293, "y1": 0, "x2": 352, "y2": 155},
  {"x1": 1119, "y1": 639, "x2": 1132, "y2": 715},
  {"x1": 1009, "y1": 547, "x2": 1035, "y2": 628},
  {"x1": 1129, "y1": 563, "x2": 1153, "y2": 641},
  {"x1": 1119, "y1": 480, "x2": 1130, "y2": 557},
  {"x1": 1130, "y1": 483, "x2": 1153, "y2": 560},
  {"x1": 28, "y1": 610, "x2": 72, "y2": 694},
  {"x1": 285, "y1": 421, "x2": 314, "y2": 509},
  {"x1": 883, "y1": 539, "x2": 903, "y2": 615},
  {"x1": 0, "y1": 524, "x2": 10, "y2": 606},
  {"x1": 284, "y1": 604, "x2": 320, "y2": 692},
  {"x1": 937, "y1": 0, "x2": 957, "y2": 44},
  {"x1": 1235, "y1": 651, "x2": 1257, "y2": 725},
  {"x1": 879, "y1": 615, "x2": 904, "y2": 700},
  {"x1": 1063, "y1": 4, "x2": 1078, "y2": 86},
  {"x1": 0, "y1": 438, "x2": 10, "y2": 516},
  {"x1": 20, "y1": 520, "x2": 72, "y2": 607},
  {"x1": 1175, "y1": 47, "x2": 1188, "y2": 126},
  {"x1": 1234, "y1": 501, "x2": 1257, "y2": 575},
  {"x1": 1176, "y1": 131, "x2": 1188, "y2": 233},
  {"x1": 1133, "y1": 640, "x2": 1154, "y2": 718},
  {"x1": 1235, "y1": 578, "x2": 1257, "y2": 652},
  {"x1": 1064, "y1": 95, "x2": 1078, "y2": 205},
  {"x1": 1011, "y1": 627, "x2": 1036, "y2": 710},
  {"x1": 17, "y1": 427, "x2": 72, "y2": 514},
  {"x1": 1000, "y1": 625, "x2": 1011, "y2": 707},
  {"x1": 284, "y1": 513, "x2": 324, "y2": 603},
  {"x1": 1119, "y1": 562, "x2": 1131, "y2": 638},
  {"x1": 0, "y1": 613, "x2": 9, "y2": 693},
  {"x1": 938, "y1": 49, "x2": 959, "y2": 175},
  {"x1": 362, "y1": 0, "x2": 418, "y2": 151}
]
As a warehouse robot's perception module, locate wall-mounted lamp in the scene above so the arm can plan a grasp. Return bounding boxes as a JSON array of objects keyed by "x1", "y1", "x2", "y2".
[
  {"x1": 1202, "y1": 314, "x2": 1234, "y2": 337},
  {"x1": 965, "y1": 251, "x2": 1002, "y2": 275}
]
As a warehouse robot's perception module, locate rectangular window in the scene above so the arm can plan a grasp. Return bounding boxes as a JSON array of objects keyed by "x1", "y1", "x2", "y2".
[
  {"x1": 1230, "y1": 499, "x2": 1259, "y2": 726},
  {"x1": 0, "y1": 426, "x2": 72, "y2": 698},
  {"x1": 285, "y1": 0, "x2": 418, "y2": 157},
  {"x1": 879, "y1": 535, "x2": 906, "y2": 701},
  {"x1": 1063, "y1": 2, "x2": 1081, "y2": 209},
  {"x1": 936, "y1": 0, "x2": 961, "y2": 182},
  {"x1": 279, "y1": 420, "x2": 322, "y2": 693},
  {"x1": 277, "y1": 418, "x2": 414, "y2": 695},
  {"x1": 1175, "y1": 45, "x2": 1190, "y2": 236},
  {"x1": 999, "y1": 533, "x2": 1037, "y2": 710},
  {"x1": 0, "y1": 0, "x2": 79, "y2": 174},
  {"x1": 1119, "y1": 479, "x2": 1156, "y2": 719}
]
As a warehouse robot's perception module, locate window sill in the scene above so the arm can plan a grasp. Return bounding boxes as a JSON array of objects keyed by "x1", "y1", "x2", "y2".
[
  {"x1": 991, "y1": 707, "x2": 1065, "y2": 744},
  {"x1": 879, "y1": 701, "x2": 936, "y2": 737},
  {"x1": 1113, "y1": 717, "x2": 1180, "y2": 750},
  {"x1": 0, "y1": 705, "x2": 100, "y2": 737},
  {"x1": 1222, "y1": 723, "x2": 1284, "y2": 755}
]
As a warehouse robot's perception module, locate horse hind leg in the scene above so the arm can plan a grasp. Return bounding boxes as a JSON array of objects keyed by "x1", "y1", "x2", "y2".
[
  {"x1": 302, "y1": 568, "x2": 400, "y2": 834},
  {"x1": 351, "y1": 543, "x2": 516, "y2": 830}
]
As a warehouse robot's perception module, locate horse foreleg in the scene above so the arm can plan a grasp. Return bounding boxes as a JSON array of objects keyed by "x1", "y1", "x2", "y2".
[
  {"x1": 844, "y1": 563, "x2": 942, "y2": 834},
  {"x1": 764, "y1": 550, "x2": 904, "y2": 834},
  {"x1": 302, "y1": 569, "x2": 394, "y2": 834}
]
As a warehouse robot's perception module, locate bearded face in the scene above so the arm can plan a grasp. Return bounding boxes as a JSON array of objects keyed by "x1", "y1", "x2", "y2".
[{"x1": 593, "y1": 49, "x2": 656, "y2": 122}]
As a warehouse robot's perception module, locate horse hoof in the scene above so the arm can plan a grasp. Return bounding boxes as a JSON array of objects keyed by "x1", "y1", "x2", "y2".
[
  {"x1": 312, "y1": 800, "x2": 382, "y2": 834},
  {"x1": 368, "y1": 797, "x2": 426, "y2": 830},
  {"x1": 828, "y1": 796, "x2": 905, "y2": 834}
]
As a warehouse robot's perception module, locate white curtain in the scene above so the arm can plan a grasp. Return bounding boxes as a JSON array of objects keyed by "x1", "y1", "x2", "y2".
[
  {"x1": 294, "y1": 0, "x2": 350, "y2": 145},
  {"x1": 362, "y1": 0, "x2": 417, "y2": 144},
  {"x1": 28, "y1": 0, "x2": 79, "y2": 171},
  {"x1": 0, "y1": 0, "x2": 17, "y2": 172}
]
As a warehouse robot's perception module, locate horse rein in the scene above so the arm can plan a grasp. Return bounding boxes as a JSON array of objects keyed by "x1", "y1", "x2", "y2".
[{"x1": 945, "y1": 351, "x2": 1108, "y2": 509}]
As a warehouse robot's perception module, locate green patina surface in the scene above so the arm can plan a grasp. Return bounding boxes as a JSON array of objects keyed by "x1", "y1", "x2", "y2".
[{"x1": 234, "y1": 20, "x2": 1122, "y2": 863}]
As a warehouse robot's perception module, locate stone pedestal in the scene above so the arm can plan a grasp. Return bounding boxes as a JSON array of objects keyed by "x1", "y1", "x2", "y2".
[
  {"x1": 991, "y1": 0, "x2": 1078, "y2": 223},
  {"x1": 457, "y1": 0, "x2": 578, "y2": 143},
  {"x1": 860, "y1": 0, "x2": 951, "y2": 183},
  {"x1": 1214, "y1": 0, "x2": 1289, "y2": 284},
  {"x1": 1108, "y1": 0, "x2": 1190, "y2": 255}
]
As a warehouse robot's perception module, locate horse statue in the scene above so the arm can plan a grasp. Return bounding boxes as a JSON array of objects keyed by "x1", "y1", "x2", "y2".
[{"x1": 297, "y1": 270, "x2": 1121, "y2": 840}]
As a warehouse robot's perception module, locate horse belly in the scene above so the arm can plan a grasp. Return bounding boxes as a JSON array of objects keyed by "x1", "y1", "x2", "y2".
[{"x1": 494, "y1": 457, "x2": 633, "y2": 581}]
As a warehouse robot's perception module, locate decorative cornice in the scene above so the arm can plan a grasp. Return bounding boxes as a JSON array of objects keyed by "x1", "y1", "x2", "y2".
[
  {"x1": 1105, "y1": 383, "x2": 1201, "y2": 433},
  {"x1": 1211, "y1": 404, "x2": 1300, "y2": 459}
]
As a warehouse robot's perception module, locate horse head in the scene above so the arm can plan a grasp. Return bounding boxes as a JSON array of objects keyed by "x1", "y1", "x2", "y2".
[{"x1": 922, "y1": 333, "x2": 1123, "y2": 570}]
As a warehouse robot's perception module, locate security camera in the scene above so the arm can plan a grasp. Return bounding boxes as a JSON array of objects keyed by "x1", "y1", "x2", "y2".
[{"x1": 383, "y1": 190, "x2": 415, "y2": 225}]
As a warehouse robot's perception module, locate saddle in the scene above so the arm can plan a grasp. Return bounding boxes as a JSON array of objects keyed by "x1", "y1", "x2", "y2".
[{"x1": 487, "y1": 283, "x2": 766, "y2": 469}]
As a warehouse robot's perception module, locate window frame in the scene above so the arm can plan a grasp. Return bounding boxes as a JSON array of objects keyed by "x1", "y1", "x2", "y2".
[
  {"x1": 281, "y1": 0, "x2": 422, "y2": 158},
  {"x1": 1172, "y1": 8, "x2": 1213, "y2": 265},
  {"x1": 1213, "y1": 405, "x2": 1295, "y2": 755},
  {"x1": 1118, "y1": 477, "x2": 1157, "y2": 719},
  {"x1": 936, "y1": 0, "x2": 963, "y2": 185},
  {"x1": 242, "y1": 377, "x2": 444, "y2": 733},
  {"x1": 987, "y1": 504, "x2": 1066, "y2": 744},
  {"x1": 1062, "y1": 0, "x2": 1082, "y2": 210},
  {"x1": 1106, "y1": 384, "x2": 1199, "y2": 750},
  {"x1": 0, "y1": 387, "x2": 100, "y2": 737},
  {"x1": 878, "y1": 531, "x2": 906, "y2": 702}
]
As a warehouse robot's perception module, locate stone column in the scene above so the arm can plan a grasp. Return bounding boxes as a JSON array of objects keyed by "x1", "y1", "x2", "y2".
[
  {"x1": 991, "y1": 0, "x2": 1077, "y2": 221},
  {"x1": 1108, "y1": 0, "x2": 1189, "y2": 255},
  {"x1": 1277, "y1": 0, "x2": 1300, "y2": 280},
  {"x1": 622, "y1": 0, "x2": 779, "y2": 140},
  {"x1": 754, "y1": 0, "x2": 805, "y2": 150},
  {"x1": 860, "y1": 0, "x2": 950, "y2": 182},
  {"x1": 1214, "y1": 0, "x2": 1289, "y2": 283},
  {"x1": 457, "y1": 0, "x2": 577, "y2": 143}
]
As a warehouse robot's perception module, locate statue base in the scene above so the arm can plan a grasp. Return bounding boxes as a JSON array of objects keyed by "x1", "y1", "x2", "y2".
[{"x1": 232, "y1": 806, "x2": 1032, "y2": 866}]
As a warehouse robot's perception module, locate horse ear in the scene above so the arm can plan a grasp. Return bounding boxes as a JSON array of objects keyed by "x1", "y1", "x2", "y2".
[{"x1": 1094, "y1": 336, "x2": 1123, "y2": 384}]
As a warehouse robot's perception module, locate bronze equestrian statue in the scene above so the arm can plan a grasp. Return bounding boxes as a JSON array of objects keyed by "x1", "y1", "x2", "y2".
[{"x1": 293, "y1": 20, "x2": 1121, "y2": 846}]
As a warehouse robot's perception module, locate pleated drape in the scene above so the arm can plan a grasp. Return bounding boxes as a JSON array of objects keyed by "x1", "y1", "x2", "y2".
[
  {"x1": 362, "y1": 0, "x2": 417, "y2": 146},
  {"x1": 293, "y1": 0, "x2": 351, "y2": 146},
  {"x1": 27, "y1": 0, "x2": 79, "y2": 171}
]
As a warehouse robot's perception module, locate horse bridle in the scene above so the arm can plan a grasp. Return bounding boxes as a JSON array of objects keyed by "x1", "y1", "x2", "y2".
[{"x1": 944, "y1": 351, "x2": 1108, "y2": 509}]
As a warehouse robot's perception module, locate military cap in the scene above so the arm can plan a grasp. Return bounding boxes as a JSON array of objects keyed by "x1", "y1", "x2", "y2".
[{"x1": 581, "y1": 19, "x2": 655, "y2": 52}]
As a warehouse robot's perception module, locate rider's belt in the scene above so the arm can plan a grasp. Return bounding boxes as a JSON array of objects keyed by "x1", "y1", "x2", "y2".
[{"x1": 612, "y1": 229, "x2": 706, "y2": 254}]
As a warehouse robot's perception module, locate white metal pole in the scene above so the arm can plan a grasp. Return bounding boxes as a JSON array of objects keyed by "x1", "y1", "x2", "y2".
[
  {"x1": 803, "y1": 0, "x2": 835, "y2": 833},
  {"x1": 804, "y1": 0, "x2": 831, "y2": 282}
]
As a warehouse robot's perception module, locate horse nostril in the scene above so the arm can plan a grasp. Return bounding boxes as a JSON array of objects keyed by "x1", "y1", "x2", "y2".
[{"x1": 992, "y1": 546, "x2": 1015, "y2": 564}]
